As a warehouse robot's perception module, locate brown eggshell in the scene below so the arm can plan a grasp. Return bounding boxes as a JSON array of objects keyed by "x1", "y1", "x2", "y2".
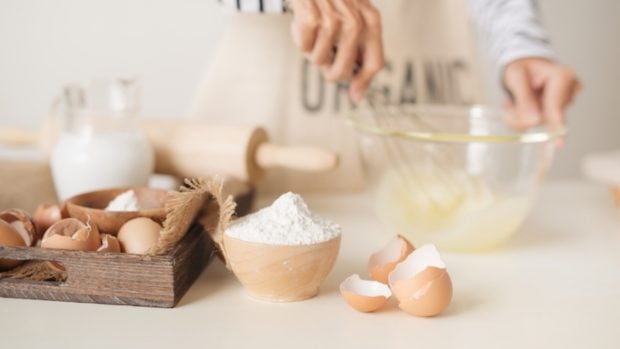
[
  {"x1": 0, "y1": 208, "x2": 38, "y2": 246},
  {"x1": 41, "y1": 218, "x2": 101, "y2": 251},
  {"x1": 0, "y1": 219, "x2": 27, "y2": 270},
  {"x1": 33, "y1": 203, "x2": 62, "y2": 237},
  {"x1": 117, "y1": 217, "x2": 162, "y2": 255},
  {"x1": 391, "y1": 267, "x2": 453, "y2": 317},
  {"x1": 388, "y1": 244, "x2": 452, "y2": 317},
  {"x1": 340, "y1": 274, "x2": 392, "y2": 313},
  {"x1": 97, "y1": 234, "x2": 121, "y2": 253},
  {"x1": 60, "y1": 201, "x2": 70, "y2": 219},
  {"x1": 368, "y1": 234, "x2": 415, "y2": 283}
]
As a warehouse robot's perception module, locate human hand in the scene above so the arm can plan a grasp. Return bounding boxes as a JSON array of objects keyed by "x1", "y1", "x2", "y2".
[
  {"x1": 503, "y1": 58, "x2": 581, "y2": 130},
  {"x1": 289, "y1": 0, "x2": 384, "y2": 102}
]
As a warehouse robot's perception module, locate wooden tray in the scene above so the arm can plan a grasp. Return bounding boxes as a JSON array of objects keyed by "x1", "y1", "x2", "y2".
[
  {"x1": 0, "y1": 180, "x2": 255, "y2": 308},
  {"x1": 0, "y1": 225, "x2": 213, "y2": 308}
]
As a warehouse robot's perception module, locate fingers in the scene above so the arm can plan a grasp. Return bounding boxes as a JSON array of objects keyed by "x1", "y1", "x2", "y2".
[
  {"x1": 503, "y1": 99, "x2": 521, "y2": 130},
  {"x1": 542, "y1": 66, "x2": 579, "y2": 130},
  {"x1": 349, "y1": 1, "x2": 384, "y2": 101},
  {"x1": 321, "y1": 0, "x2": 363, "y2": 81},
  {"x1": 290, "y1": 0, "x2": 384, "y2": 100},
  {"x1": 504, "y1": 61, "x2": 543, "y2": 129},
  {"x1": 290, "y1": 0, "x2": 320, "y2": 54},
  {"x1": 310, "y1": 0, "x2": 340, "y2": 65}
]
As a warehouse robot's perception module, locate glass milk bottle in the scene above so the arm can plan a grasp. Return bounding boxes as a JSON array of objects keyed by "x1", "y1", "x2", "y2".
[{"x1": 50, "y1": 78, "x2": 154, "y2": 200}]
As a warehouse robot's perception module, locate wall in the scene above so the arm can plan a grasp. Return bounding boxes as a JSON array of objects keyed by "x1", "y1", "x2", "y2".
[
  {"x1": 0, "y1": 0, "x2": 227, "y2": 125},
  {"x1": 0, "y1": 0, "x2": 618, "y2": 178},
  {"x1": 538, "y1": 0, "x2": 620, "y2": 178}
]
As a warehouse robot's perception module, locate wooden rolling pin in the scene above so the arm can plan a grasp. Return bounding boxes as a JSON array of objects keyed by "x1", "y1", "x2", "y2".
[
  {"x1": 143, "y1": 120, "x2": 339, "y2": 183},
  {"x1": 0, "y1": 120, "x2": 339, "y2": 184}
]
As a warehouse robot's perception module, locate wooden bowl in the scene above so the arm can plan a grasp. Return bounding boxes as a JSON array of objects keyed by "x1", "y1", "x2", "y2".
[
  {"x1": 65, "y1": 187, "x2": 168, "y2": 235},
  {"x1": 223, "y1": 235, "x2": 341, "y2": 302}
]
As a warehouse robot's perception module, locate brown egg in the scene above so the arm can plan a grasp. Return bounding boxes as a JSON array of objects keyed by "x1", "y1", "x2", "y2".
[
  {"x1": 0, "y1": 208, "x2": 38, "y2": 246},
  {"x1": 33, "y1": 203, "x2": 62, "y2": 237},
  {"x1": 97, "y1": 234, "x2": 121, "y2": 253},
  {"x1": 388, "y1": 244, "x2": 452, "y2": 317},
  {"x1": 41, "y1": 218, "x2": 101, "y2": 251},
  {"x1": 0, "y1": 219, "x2": 27, "y2": 270},
  {"x1": 340, "y1": 274, "x2": 392, "y2": 313},
  {"x1": 117, "y1": 217, "x2": 162, "y2": 255},
  {"x1": 368, "y1": 234, "x2": 415, "y2": 283}
]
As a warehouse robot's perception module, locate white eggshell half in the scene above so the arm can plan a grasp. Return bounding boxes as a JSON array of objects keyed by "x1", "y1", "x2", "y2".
[
  {"x1": 340, "y1": 274, "x2": 392, "y2": 312},
  {"x1": 388, "y1": 244, "x2": 446, "y2": 286}
]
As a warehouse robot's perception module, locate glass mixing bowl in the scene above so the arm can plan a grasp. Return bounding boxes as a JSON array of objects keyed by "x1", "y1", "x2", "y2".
[{"x1": 349, "y1": 104, "x2": 565, "y2": 252}]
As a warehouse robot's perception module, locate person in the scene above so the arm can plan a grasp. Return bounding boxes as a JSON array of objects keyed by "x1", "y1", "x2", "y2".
[
  {"x1": 218, "y1": 0, "x2": 581, "y2": 130},
  {"x1": 196, "y1": 0, "x2": 579, "y2": 191}
]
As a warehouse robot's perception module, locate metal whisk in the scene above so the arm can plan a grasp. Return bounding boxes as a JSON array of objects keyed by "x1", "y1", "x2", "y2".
[{"x1": 362, "y1": 91, "x2": 472, "y2": 213}]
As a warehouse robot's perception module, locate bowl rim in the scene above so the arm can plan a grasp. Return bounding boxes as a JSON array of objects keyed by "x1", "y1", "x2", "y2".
[
  {"x1": 222, "y1": 232, "x2": 342, "y2": 248},
  {"x1": 65, "y1": 186, "x2": 168, "y2": 215},
  {"x1": 347, "y1": 104, "x2": 567, "y2": 144}
]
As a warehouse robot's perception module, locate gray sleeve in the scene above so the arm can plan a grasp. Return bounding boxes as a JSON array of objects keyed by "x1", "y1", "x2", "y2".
[
  {"x1": 469, "y1": 0, "x2": 557, "y2": 70},
  {"x1": 218, "y1": 0, "x2": 287, "y2": 13}
]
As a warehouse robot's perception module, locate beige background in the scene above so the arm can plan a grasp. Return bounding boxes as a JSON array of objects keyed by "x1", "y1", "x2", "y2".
[{"x1": 0, "y1": 0, "x2": 618, "y2": 178}]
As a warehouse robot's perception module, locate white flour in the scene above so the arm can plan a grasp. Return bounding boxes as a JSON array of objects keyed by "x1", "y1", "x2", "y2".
[
  {"x1": 225, "y1": 192, "x2": 341, "y2": 245},
  {"x1": 105, "y1": 189, "x2": 140, "y2": 211}
]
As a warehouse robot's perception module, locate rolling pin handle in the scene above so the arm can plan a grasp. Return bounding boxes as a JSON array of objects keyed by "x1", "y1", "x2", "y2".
[{"x1": 255, "y1": 143, "x2": 339, "y2": 173}]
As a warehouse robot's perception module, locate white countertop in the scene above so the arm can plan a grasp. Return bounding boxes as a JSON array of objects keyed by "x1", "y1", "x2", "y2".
[{"x1": 1, "y1": 181, "x2": 619, "y2": 349}]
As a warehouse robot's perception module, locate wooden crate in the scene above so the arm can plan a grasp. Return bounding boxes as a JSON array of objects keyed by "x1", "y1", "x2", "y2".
[
  {"x1": 0, "y1": 176, "x2": 255, "y2": 308},
  {"x1": 0, "y1": 225, "x2": 214, "y2": 308}
]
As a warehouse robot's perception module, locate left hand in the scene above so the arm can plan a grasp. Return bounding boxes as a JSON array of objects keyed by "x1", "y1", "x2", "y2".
[{"x1": 503, "y1": 58, "x2": 581, "y2": 130}]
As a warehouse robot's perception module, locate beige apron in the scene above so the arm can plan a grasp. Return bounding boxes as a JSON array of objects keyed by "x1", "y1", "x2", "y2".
[{"x1": 190, "y1": 0, "x2": 484, "y2": 193}]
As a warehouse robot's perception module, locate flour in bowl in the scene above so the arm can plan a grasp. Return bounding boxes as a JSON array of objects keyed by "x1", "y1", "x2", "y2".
[
  {"x1": 105, "y1": 190, "x2": 140, "y2": 211},
  {"x1": 225, "y1": 192, "x2": 341, "y2": 245}
]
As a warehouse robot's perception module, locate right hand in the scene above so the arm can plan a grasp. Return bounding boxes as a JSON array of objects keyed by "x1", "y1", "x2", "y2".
[{"x1": 289, "y1": 0, "x2": 384, "y2": 102}]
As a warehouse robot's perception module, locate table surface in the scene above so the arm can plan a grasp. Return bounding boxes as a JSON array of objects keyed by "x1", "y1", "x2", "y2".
[{"x1": 1, "y1": 180, "x2": 619, "y2": 349}]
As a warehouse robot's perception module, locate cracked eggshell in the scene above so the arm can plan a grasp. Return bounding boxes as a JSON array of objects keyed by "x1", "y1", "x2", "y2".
[
  {"x1": 41, "y1": 218, "x2": 101, "y2": 252},
  {"x1": 0, "y1": 219, "x2": 27, "y2": 270},
  {"x1": 117, "y1": 217, "x2": 161, "y2": 254},
  {"x1": 340, "y1": 274, "x2": 392, "y2": 312},
  {"x1": 0, "y1": 208, "x2": 38, "y2": 247},
  {"x1": 388, "y1": 244, "x2": 452, "y2": 317},
  {"x1": 368, "y1": 235, "x2": 415, "y2": 283},
  {"x1": 97, "y1": 234, "x2": 121, "y2": 253}
]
